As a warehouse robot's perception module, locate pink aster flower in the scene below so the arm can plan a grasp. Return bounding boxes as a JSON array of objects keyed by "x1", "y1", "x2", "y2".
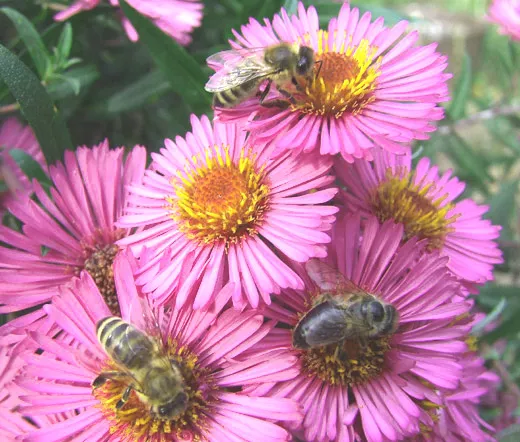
[
  {"x1": 0, "y1": 117, "x2": 47, "y2": 212},
  {"x1": 11, "y1": 251, "x2": 301, "y2": 441},
  {"x1": 0, "y1": 140, "x2": 146, "y2": 316},
  {"x1": 335, "y1": 148, "x2": 503, "y2": 285},
  {"x1": 117, "y1": 115, "x2": 338, "y2": 310},
  {"x1": 55, "y1": 0, "x2": 203, "y2": 45},
  {"x1": 209, "y1": 2, "x2": 450, "y2": 162},
  {"x1": 487, "y1": 0, "x2": 520, "y2": 41},
  {"x1": 415, "y1": 352, "x2": 497, "y2": 441},
  {"x1": 247, "y1": 214, "x2": 473, "y2": 442}
]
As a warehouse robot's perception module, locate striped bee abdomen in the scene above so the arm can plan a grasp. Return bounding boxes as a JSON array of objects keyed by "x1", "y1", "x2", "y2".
[
  {"x1": 213, "y1": 78, "x2": 260, "y2": 108},
  {"x1": 97, "y1": 317, "x2": 156, "y2": 369}
]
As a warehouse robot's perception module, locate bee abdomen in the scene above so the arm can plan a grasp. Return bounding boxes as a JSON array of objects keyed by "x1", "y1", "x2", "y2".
[
  {"x1": 97, "y1": 317, "x2": 155, "y2": 369},
  {"x1": 213, "y1": 79, "x2": 259, "y2": 108}
]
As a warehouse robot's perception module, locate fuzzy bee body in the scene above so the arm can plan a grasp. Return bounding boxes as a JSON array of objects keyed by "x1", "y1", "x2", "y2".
[
  {"x1": 95, "y1": 317, "x2": 188, "y2": 420},
  {"x1": 205, "y1": 43, "x2": 315, "y2": 108},
  {"x1": 292, "y1": 260, "x2": 399, "y2": 350}
]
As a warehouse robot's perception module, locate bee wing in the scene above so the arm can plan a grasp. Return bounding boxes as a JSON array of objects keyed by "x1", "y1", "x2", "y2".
[
  {"x1": 305, "y1": 259, "x2": 367, "y2": 295},
  {"x1": 205, "y1": 49, "x2": 277, "y2": 93}
]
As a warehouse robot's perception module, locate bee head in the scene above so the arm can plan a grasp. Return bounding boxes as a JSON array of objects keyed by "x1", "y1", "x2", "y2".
[
  {"x1": 296, "y1": 46, "x2": 314, "y2": 76},
  {"x1": 155, "y1": 391, "x2": 189, "y2": 419},
  {"x1": 363, "y1": 301, "x2": 399, "y2": 337}
]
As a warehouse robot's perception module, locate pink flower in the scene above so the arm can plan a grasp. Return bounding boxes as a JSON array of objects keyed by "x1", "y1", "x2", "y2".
[
  {"x1": 417, "y1": 352, "x2": 497, "y2": 441},
  {"x1": 0, "y1": 140, "x2": 146, "y2": 316},
  {"x1": 55, "y1": 0, "x2": 203, "y2": 45},
  {"x1": 487, "y1": 0, "x2": 520, "y2": 41},
  {"x1": 117, "y1": 115, "x2": 338, "y2": 310},
  {"x1": 209, "y1": 2, "x2": 450, "y2": 161},
  {"x1": 0, "y1": 117, "x2": 47, "y2": 212},
  {"x1": 335, "y1": 149, "x2": 503, "y2": 285},
  {"x1": 247, "y1": 214, "x2": 473, "y2": 441},
  {"x1": 11, "y1": 252, "x2": 301, "y2": 441}
]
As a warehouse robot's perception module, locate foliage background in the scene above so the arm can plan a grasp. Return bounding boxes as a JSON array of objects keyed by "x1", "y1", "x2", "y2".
[{"x1": 0, "y1": 0, "x2": 519, "y2": 439}]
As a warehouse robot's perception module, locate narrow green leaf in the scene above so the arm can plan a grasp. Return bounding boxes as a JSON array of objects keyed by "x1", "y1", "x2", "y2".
[
  {"x1": 0, "y1": 43, "x2": 72, "y2": 165},
  {"x1": 92, "y1": 70, "x2": 169, "y2": 115},
  {"x1": 500, "y1": 424, "x2": 520, "y2": 442},
  {"x1": 8, "y1": 149, "x2": 50, "y2": 185},
  {"x1": 448, "y1": 53, "x2": 471, "y2": 120},
  {"x1": 1, "y1": 7, "x2": 51, "y2": 79},
  {"x1": 119, "y1": 0, "x2": 211, "y2": 111},
  {"x1": 486, "y1": 180, "x2": 519, "y2": 231},
  {"x1": 283, "y1": 0, "x2": 298, "y2": 15},
  {"x1": 472, "y1": 298, "x2": 506, "y2": 335},
  {"x1": 46, "y1": 65, "x2": 99, "y2": 100},
  {"x1": 54, "y1": 23, "x2": 73, "y2": 68},
  {"x1": 445, "y1": 134, "x2": 492, "y2": 192}
]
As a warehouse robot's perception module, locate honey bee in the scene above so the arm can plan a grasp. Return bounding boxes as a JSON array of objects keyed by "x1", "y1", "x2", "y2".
[
  {"x1": 204, "y1": 42, "x2": 315, "y2": 108},
  {"x1": 93, "y1": 315, "x2": 188, "y2": 419},
  {"x1": 292, "y1": 259, "x2": 399, "y2": 350}
]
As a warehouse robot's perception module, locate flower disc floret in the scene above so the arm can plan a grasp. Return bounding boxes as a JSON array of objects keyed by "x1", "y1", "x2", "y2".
[{"x1": 169, "y1": 145, "x2": 269, "y2": 246}]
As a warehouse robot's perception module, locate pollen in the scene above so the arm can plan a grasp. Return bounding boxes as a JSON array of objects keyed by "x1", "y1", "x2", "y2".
[
  {"x1": 300, "y1": 337, "x2": 391, "y2": 386},
  {"x1": 84, "y1": 243, "x2": 120, "y2": 316},
  {"x1": 93, "y1": 342, "x2": 213, "y2": 442},
  {"x1": 370, "y1": 169, "x2": 460, "y2": 251},
  {"x1": 166, "y1": 145, "x2": 269, "y2": 246},
  {"x1": 292, "y1": 30, "x2": 381, "y2": 118}
]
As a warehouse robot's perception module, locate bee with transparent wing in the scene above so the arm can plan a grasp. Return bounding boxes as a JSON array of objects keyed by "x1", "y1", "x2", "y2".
[
  {"x1": 292, "y1": 259, "x2": 399, "y2": 350},
  {"x1": 93, "y1": 293, "x2": 188, "y2": 420},
  {"x1": 205, "y1": 43, "x2": 315, "y2": 108}
]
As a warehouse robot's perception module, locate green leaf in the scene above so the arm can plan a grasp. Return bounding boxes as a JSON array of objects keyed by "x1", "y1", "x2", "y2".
[
  {"x1": 472, "y1": 298, "x2": 506, "y2": 335},
  {"x1": 54, "y1": 23, "x2": 73, "y2": 69},
  {"x1": 486, "y1": 116, "x2": 520, "y2": 155},
  {"x1": 283, "y1": 0, "x2": 298, "y2": 15},
  {"x1": 0, "y1": 43, "x2": 72, "y2": 165},
  {"x1": 46, "y1": 65, "x2": 99, "y2": 100},
  {"x1": 486, "y1": 180, "x2": 518, "y2": 232},
  {"x1": 8, "y1": 149, "x2": 50, "y2": 185},
  {"x1": 448, "y1": 53, "x2": 471, "y2": 120},
  {"x1": 500, "y1": 424, "x2": 520, "y2": 442},
  {"x1": 119, "y1": 0, "x2": 211, "y2": 112},
  {"x1": 444, "y1": 134, "x2": 492, "y2": 192},
  {"x1": 1, "y1": 7, "x2": 51, "y2": 79},
  {"x1": 91, "y1": 70, "x2": 169, "y2": 115}
]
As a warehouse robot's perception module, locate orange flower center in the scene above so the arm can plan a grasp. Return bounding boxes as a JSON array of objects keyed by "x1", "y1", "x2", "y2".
[
  {"x1": 167, "y1": 145, "x2": 269, "y2": 246},
  {"x1": 291, "y1": 31, "x2": 381, "y2": 118}
]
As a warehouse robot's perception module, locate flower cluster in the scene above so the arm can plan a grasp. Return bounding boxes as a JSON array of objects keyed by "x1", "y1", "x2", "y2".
[{"x1": 1, "y1": 2, "x2": 505, "y2": 442}]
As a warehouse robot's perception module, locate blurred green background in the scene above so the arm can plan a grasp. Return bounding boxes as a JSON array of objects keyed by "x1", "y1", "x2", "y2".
[{"x1": 0, "y1": 0, "x2": 519, "y2": 438}]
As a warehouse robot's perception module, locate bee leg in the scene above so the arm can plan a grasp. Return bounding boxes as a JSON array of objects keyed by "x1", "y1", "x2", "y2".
[
  {"x1": 260, "y1": 86, "x2": 295, "y2": 109},
  {"x1": 277, "y1": 86, "x2": 297, "y2": 104},
  {"x1": 92, "y1": 371, "x2": 129, "y2": 388},
  {"x1": 116, "y1": 384, "x2": 135, "y2": 410},
  {"x1": 314, "y1": 60, "x2": 323, "y2": 80},
  {"x1": 257, "y1": 79, "x2": 273, "y2": 104}
]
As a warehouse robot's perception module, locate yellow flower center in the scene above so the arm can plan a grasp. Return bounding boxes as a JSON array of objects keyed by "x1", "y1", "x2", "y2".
[
  {"x1": 84, "y1": 243, "x2": 120, "y2": 316},
  {"x1": 167, "y1": 145, "x2": 269, "y2": 246},
  {"x1": 292, "y1": 30, "x2": 381, "y2": 118},
  {"x1": 370, "y1": 169, "x2": 459, "y2": 251},
  {"x1": 93, "y1": 342, "x2": 213, "y2": 442}
]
